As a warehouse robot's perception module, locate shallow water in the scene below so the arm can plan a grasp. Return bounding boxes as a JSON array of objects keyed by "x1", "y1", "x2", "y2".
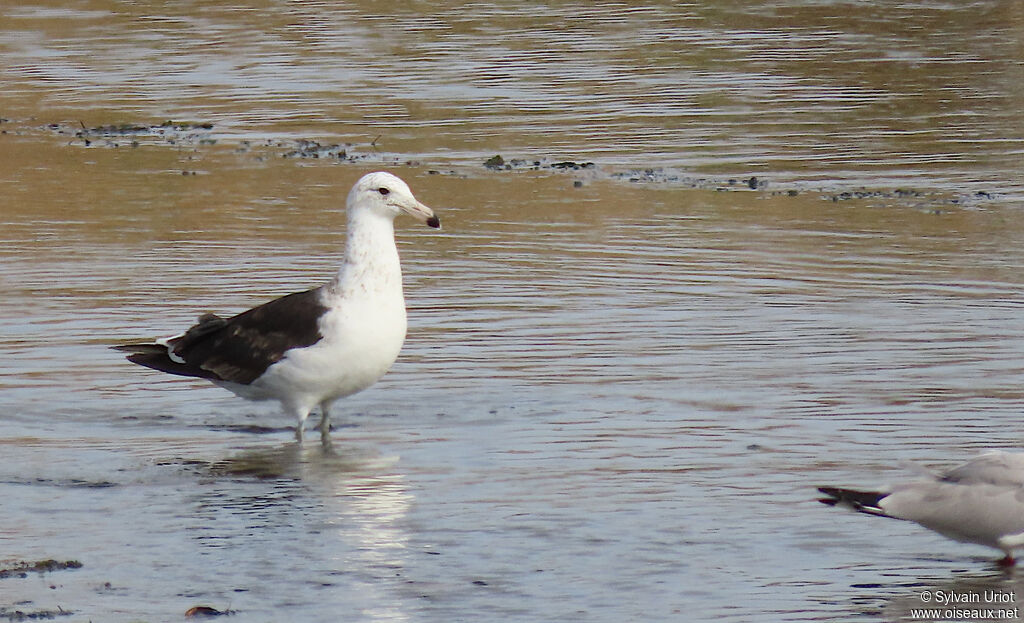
[{"x1": 3, "y1": 2, "x2": 1024, "y2": 622}]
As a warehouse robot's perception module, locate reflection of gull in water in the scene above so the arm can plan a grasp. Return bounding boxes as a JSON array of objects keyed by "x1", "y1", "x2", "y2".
[
  {"x1": 210, "y1": 441, "x2": 399, "y2": 480},
  {"x1": 819, "y1": 451, "x2": 1024, "y2": 566},
  {"x1": 197, "y1": 442, "x2": 414, "y2": 619}
]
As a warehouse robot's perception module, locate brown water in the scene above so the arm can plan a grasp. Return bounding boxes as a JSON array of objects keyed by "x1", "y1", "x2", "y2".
[{"x1": 3, "y1": 2, "x2": 1024, "y2": 622}]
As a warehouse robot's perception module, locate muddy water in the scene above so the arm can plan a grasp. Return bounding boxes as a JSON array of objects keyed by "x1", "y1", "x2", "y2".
[{"x1": 3, "y1": 2, "x2": 1024, "y2": 622}]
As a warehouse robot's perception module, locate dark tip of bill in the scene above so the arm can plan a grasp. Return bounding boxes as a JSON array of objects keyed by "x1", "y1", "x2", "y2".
[{"x1": 427, "y1": 215, "x2": 441, "y2": 229}]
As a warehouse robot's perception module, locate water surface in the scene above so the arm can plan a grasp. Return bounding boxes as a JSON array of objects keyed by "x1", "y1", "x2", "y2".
[{"x1": 3, "y1": 2, "x2": 1024, "y2": 622}]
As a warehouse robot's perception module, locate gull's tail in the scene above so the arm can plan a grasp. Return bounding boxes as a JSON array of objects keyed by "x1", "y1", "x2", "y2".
[
  {"x1": 111, "y1": 342, "x2": 216, "y2": 380},
  {"x1": 817, "y1": 487, "x2": 890, "y2": 518}
]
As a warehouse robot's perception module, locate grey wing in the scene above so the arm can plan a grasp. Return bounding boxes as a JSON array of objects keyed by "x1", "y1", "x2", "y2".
[{"x1": 941, "y1": 451, "x2": 1024, "y2": 487}]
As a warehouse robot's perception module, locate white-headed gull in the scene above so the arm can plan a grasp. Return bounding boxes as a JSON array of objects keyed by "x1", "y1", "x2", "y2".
[
  {"x1": 819, "y1": 451, "x2": 1024, "y2": 566},
  {"x1": 115, "y1": 171, "x2": 440, "y2": 442}
]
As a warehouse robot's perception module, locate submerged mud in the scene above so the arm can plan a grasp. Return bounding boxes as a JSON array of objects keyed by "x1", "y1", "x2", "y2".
[{"x1": 3, "y1": 117, "x2": 1004, "y2": 211}]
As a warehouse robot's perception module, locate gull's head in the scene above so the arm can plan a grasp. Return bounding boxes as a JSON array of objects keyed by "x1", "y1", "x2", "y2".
[{"x1": 348, "y1": 171, "x2": 441, "y2": 229}]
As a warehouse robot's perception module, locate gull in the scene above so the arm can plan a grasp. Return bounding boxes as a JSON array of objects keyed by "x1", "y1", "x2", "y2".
[
  {"x1": 114, "y1": 171, "x2": 440, "y2": 442},
  {"x1": 818, "y1": 450, "x2": 1024, "y2": 566}
]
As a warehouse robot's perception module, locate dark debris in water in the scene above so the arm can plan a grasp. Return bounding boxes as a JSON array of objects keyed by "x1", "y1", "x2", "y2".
[
  {"x1": 828, "y1": 188, "x2": 924, "y2": 202},
  {"x1": 481, "y1": 157, "x2": 773, "y2": 192},
  {"x1": 240, "y1": 137, "x2": 411, "y2": 164},
  {"x1": 0, "y1": 606, "x2": 74, "y2": 621},
  {"x1": 484, "y1": 154, "x2": 595, "y2": 172},
  {"x1": 478, "y1": 155, "x2": 1002, "y2": 206},
  {"x1": 185, "y1": 605, "x2": 236, "y2": 618},
  {"x1": 42, "y1": 120, "x2": 216, "y2": 148},
  {"x1": 38, "y1": 119, "x2": 402, "y2": 165},
  {"x1": 1, "y1": 477, "x2": 118, "y2": 489},
  {"x1": 280, "y1": 138, "x2": 357, "y2": 160},
  {"x1": 74, "y1": 120, "x2": 214, "y2": 136},
  {"x1": 0, "y1": 560, "x2": 83, "y2": 580},
  {"x1": 16, "y1": 118, "x2": 1004, "y2": 207}
]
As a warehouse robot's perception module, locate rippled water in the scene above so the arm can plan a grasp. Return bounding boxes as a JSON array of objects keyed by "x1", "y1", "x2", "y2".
[
  {"x1": 4, "y1": 0, "x2": 1024, "y2": 194},
  {"x1": 3, "y1": 2, "x2": 1024, "y2": 622}
]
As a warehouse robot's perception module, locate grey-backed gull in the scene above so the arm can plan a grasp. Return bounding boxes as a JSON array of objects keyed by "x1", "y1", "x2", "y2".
[
  {"x1": 115, "y1": 171, "x2": 440, "y2": 442},
  {"x1": 819, "y1": 450, "x2": 1024, "y2": 566}
]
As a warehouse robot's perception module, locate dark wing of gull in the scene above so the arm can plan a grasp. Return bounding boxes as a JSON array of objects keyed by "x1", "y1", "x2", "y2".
[{"x1": 114, "y1": 287, "x2": 329, "y2": 385}]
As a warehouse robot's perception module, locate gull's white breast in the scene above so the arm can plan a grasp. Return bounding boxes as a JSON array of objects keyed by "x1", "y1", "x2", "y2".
[{"x1": 236, "y1": 293, "x2": 407, "y2": 409}]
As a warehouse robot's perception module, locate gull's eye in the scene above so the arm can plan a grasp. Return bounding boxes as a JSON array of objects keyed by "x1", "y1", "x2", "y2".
[{"x1": 378, "y1": 187, "x2": 390, "y2": 196}]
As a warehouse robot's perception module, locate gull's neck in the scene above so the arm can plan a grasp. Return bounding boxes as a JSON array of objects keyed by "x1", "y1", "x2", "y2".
[{"x1": 325, "y1": 209, "x2": 404, "y2": 303}]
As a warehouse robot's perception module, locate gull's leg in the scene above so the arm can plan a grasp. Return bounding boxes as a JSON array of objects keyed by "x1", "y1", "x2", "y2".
[
  {"x1": 291, "y1": 405, "x2": 312, "y2": 443},
  {"x1": 317, "y1": 401, "x2": 337, "y2": 444},
  {"x1": 317, "y1": 402, "x2": 336, "y2": 448},
  {"x1": 316, "y1": 402, "x2": 331, "y2": 435}
]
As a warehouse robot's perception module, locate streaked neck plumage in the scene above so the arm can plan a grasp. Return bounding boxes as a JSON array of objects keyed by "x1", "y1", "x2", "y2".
[{"x1": 326, "y1": 208, "x2": 404, "y2": 303}]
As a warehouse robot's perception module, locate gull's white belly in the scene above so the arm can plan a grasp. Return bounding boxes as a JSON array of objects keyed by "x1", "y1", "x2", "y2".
[{"x1": 225, "y1": 300, "x2": 407, "y2": 410}]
